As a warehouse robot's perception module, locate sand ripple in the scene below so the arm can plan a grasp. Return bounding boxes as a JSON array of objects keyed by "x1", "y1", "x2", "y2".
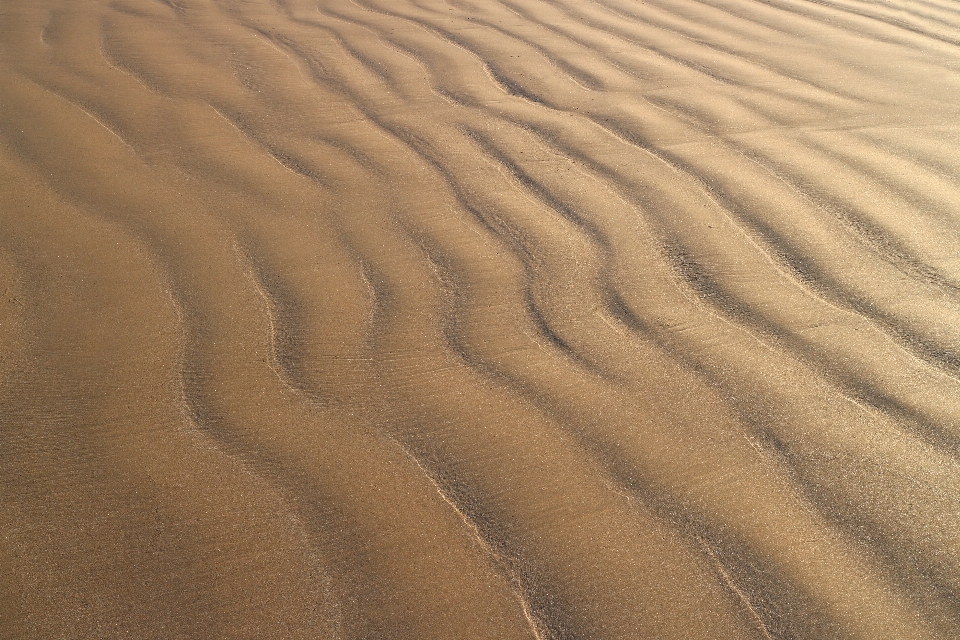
[{"x1": 2, "y1": 0, "x2": 960, "y2": 637}]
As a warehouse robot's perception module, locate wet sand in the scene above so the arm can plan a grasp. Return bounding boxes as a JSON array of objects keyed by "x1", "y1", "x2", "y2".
[{"x1": 2, "y1": 0, "x2": 960, "y2": 637}]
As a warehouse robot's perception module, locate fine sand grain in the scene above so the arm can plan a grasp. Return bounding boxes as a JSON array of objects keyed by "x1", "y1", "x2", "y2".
[{"x1": 2, "y1": 0, "x2": 960, "y2": 638}]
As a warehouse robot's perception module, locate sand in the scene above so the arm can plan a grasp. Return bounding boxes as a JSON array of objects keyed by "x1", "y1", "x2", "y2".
[{"x1": 1, "y1": 0, "x2": 959, "y2": 637}]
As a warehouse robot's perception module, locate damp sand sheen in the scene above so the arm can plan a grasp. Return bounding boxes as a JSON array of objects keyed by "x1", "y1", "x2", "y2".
[{"x1": 2, "y1": 0, "x2": 960, "y2": 638}]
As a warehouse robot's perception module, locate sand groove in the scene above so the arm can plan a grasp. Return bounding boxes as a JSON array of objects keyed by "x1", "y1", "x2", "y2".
[{"x1": 2, "y1": 0, "x2": 960, "y2": 638}]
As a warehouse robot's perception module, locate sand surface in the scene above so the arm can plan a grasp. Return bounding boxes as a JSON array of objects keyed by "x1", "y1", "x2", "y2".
[{"x1": 2, "y1": 0, "x2": 960, "y2": 637}]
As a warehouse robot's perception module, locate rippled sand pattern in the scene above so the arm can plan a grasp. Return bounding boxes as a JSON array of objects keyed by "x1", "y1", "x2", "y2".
[{"x1": 3, "y1": 0, "x2": 960, "y2": 637}]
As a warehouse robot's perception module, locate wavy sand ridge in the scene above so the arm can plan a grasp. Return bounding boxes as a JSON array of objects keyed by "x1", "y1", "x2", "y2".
[{"x1": 2, "y1": 0, "x2": 960, "y2": 638}]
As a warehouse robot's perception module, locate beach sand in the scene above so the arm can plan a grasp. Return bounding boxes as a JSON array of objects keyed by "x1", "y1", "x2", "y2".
[{"x1": 2, "y1": 0, "x2": 960, "y2": 637}]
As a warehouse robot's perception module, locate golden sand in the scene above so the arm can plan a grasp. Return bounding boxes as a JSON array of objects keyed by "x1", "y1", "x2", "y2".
[{"x1": 2, "y1": 0, "x2": 960, "y2": 637}]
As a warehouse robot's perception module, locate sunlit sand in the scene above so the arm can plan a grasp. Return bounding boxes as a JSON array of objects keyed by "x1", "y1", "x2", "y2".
[{"x1": 2, "y1": 0, "x2": 960, "y2": 638}]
